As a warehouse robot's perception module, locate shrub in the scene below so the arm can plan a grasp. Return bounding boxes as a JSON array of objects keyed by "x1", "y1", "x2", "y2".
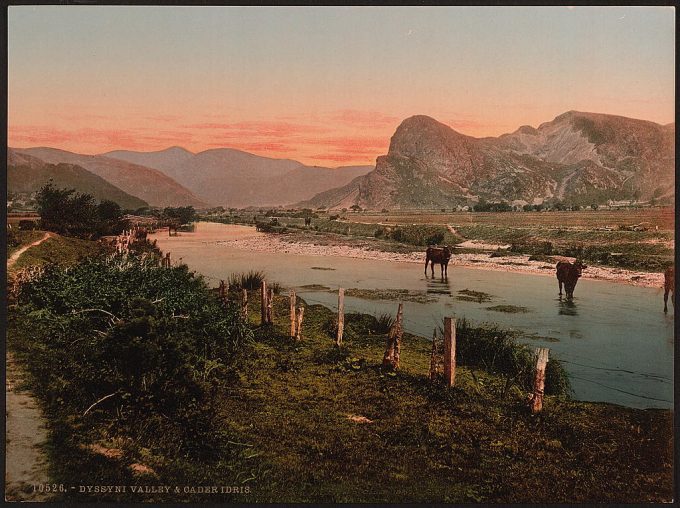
[
  {"x1": 451, "y1": 319, "x2": 571, "y2": 396},
  {"x1": 374, "y1": 313, "x2": 395, "y2": 334},
  {"x1": 425, "y1": 232, "x2": 445, "y2": 246},
  {"x1": 390, "y1": 228, "x2": 404, "y2": 241},
  {"x1": 12, "y1": 254, "x2": 253, "y2": 458},
  {"x1": 228, "y1": 270, "x2": 266, "y2": 290},
  {"x1": 18, "y1": 219, "x2": 37, "y2": 230}
]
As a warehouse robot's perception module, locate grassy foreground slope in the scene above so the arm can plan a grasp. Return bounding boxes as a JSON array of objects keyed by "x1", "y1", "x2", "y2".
[{"x1": 6, "y1": 250, "x2": 672, "y2": 503}]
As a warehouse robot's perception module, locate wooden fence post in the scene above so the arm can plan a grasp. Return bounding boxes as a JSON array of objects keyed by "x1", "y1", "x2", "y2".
[
  {"x1": 290, "y1": 290, "x2": 296, "y2": 338},
  {"x1": 382, "y1": 302, "x2": 403, "y2": 370},
  {"x1": 336, "y1": 288, "x2": 345, "y2": 346},
  {"x1": 295, "y1": 305, "x2": 305, "y2": 340},
  {"x1": 219, "y1": 280, "x2": 226, "y2": 300},
  {"x1": 531, "y1": 348, "x2": 550, "y2": 413},
  {"x1": 260, "y1": 280, "x2": 267, "y2": 326},
  {"x1": 241, "y1": 289, "x2": 248, "y2": 321},
  {"x1": 266, "y1": 288, "x2": 274, "y2": 324},
  {"x1": 429, "y1": 328, "x2": 438, "y2": 381},
  {"x1": 443, "y1": 317, "x2": 456, "y2": 387},
  {"x1": 393, "y1": 303, "x2": 404, "y2": 369}
]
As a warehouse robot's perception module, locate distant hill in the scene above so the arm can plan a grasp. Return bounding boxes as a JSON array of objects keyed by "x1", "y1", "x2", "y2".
[
  {"x1": 104, "y1": 147, "x2": 373, "y2": 207},
  {"x1": 14, "y1": 147, "x2": 207, "y2": 208},
  {"x1": 7, "y1": 149, "x2": 148, "y2": 209},
  {"x1": 301, "y1": 111, "x2": 675, "y2": 209}
]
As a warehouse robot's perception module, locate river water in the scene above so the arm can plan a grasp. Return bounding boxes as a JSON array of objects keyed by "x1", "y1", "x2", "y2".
[{"x1": 151, "y1": 222, "x2": 674, "y2": 409}]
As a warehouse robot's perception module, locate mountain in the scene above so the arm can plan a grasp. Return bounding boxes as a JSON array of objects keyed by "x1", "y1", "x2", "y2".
[
  {"x1": 7, "y1": 149, "x2": 148, "y2": 209},
  {"x1": 14, "y1": 147, "x2": 207, "y2": 208},
  {"x1": 104, "y1": 147, "x2": 373, "y2": 207},
  {"x1": 301, "y1": 112, "x2": 675, "y2": 209},
  {"x1": 103, "y1": 146, "x2": 195, "y2": 178}
]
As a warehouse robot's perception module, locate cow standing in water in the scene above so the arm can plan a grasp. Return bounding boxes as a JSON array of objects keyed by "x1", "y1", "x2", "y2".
[
  {"x1": 425, "y1": 246, "x2": 452, "y2": 277},
  {"x1": 663, "y1": 265, "x2": 674, "y2": 313},
  {"x1": 556, "y1": 260, "x2": 587, "y2": 299}
]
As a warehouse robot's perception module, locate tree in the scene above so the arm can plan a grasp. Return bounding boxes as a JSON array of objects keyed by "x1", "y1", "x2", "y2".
[
  {"x1": 590, "y1": 203, "x2": 599, "y2": 211},
  {"x1": 36, "y1": 182, "x2": 98, "y2": 237},
  {"x1": 97, "y1": 200, "x2": 123, "y2": 221},
  {"x1": 163, "y1": 206, "x2": 196, "y2": 225},
  {"x1": 350, "y1": 204, "x2": 362, "y2": 212}
]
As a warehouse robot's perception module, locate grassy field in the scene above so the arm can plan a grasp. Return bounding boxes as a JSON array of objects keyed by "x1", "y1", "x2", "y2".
[
  {"x1": 7, "y1": 258, "x2": 673, "y2": 503},
  {"x1": 10, "y1": 233, "x2": 108, "y2": 271},
  {"x1": 344, "y1": 208, "x2": 675, "y2": 231},
  {"x1": 7, "y1": 229, "x2": 45, "y2": 258}
]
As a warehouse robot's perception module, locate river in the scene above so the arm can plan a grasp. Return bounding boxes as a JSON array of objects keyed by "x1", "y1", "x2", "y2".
[{"x1": 150, "y1": 222, "x2": 674, "y2": 409}]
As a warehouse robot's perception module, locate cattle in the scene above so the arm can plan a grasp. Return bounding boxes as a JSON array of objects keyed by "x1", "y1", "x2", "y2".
[
  {"x1": 556, "y1": 260, "x2": 587, "y2": 299},
  {"x1": 664, "y1": 265, "x2": 674, "y2": 313},
  {"x1": 425, "y1": 246, "x2": 453, "y2": 277}
]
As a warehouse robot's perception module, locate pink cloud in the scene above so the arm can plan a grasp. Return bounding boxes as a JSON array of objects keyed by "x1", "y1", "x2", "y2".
[
  {"x1": 183, "y1": 120, "x2": 331, "y2": 138},
  {"x1": 9, "y1": 125, "x2": 150, "y2": 151},
  {"x1": 204, "y1": 141, "x2": 292, "y2": 153},
  {"x1": 144, "y1": 114, "x2": 182, "y2": 123},
  {"x1": 328, "y1": 109, "x2": 400, "y2": 128}
]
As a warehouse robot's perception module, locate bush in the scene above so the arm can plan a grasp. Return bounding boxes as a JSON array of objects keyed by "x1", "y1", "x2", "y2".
[
  {"x1": 451, "y1": 319, "x2": 571, "y2": 396},
  {"x1": 425, "y1": 232, "x2": 445, "y2": 246},
  {"x1": 18, "y1": 219, "x2": 37, "y2": 230},
  {"x1": 228, "y1": 270, "x2": 266, "y2": 290},
  {"x1": 12, "y1": 254, "x2": 253, "y2": 458}
]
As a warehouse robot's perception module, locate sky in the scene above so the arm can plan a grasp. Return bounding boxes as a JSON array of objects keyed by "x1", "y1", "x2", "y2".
[{"x1": 7, "y1": 6, "x2": 675, "y2": 166}]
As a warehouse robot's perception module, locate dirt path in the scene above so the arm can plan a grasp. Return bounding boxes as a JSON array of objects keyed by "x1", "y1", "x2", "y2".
[
  {"x1": 5, "y1": 352, "x2": 52, "y2": 501},
  {"x1": 7, "y1": 233, "x2": 52, "y2": 269}
]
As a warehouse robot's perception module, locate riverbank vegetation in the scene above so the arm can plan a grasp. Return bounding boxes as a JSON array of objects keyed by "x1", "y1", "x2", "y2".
[
  {"x1": 6, "y1": 249, "x2": 672, "y2": 502},
  {"x1": 200, "y1": 207, "x2": 673, "y2": 272}
]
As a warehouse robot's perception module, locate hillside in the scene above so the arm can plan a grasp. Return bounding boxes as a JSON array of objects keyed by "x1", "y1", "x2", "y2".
[
  {"x1": 104, "y1": 147, "x2": 373, "y2": 207},
  {"x1": 301, "y1": 112, "x2": 675, "y2": 210},
  {"x1": 14, "y1": 147, "x2": 207, "y2": 208},
  {"x1": 7, "y1": 149, "x2": 148, "y2": 210}
]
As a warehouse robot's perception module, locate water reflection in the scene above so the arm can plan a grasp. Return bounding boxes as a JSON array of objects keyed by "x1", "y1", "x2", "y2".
[
  {"x1": 558, "y1": 298, "x2": 579, "y2": 316},
  {"x1": 425, "y1": 274, "x2": 452, "y2": 296}
]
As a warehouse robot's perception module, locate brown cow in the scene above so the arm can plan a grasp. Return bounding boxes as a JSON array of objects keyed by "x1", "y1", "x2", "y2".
[
  {"x1": 425, "y1": 246, "x2": 452, "y2": 277},
  {"x1": 664, "y1": 265, "x2": 674, "y2": 313},
  {"x1": 556, "y1": 260, "x2": 587, "y2": 299}
]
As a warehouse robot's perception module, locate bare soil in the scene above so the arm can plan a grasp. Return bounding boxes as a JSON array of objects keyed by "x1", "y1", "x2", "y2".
[{"x1": 5, "y1": 353, "x2": 52, "y2": 501}]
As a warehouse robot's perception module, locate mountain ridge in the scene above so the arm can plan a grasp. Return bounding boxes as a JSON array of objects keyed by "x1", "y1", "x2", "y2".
[
  {"x1": 103, "y1": 147, "x2": 374, "y2": 207},
  {"x1": 7, "y1": 148, "x2": 149, "y2": 209},
  {"x1": 300, "y1": 111, "x2": 675, "y2": 209},
  {"x1": 13, "y1": 147, "x2": 207, "y2": 208}
]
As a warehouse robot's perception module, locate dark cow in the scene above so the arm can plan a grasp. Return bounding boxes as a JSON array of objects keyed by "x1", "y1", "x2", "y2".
[
  {"x1": 664, "y1": 265, "x2": 674, "y2": 313},
  {"x1": 425, "y1": 246, "x2": 452, "y2": 277},
  {"x1": 556, "y1": 260, "x2": 587, "y2": 299}
]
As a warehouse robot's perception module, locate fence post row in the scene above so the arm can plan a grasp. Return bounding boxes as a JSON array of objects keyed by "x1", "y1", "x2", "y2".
[
  {"x1": 382, "y1": 302, "x2": 403, "y2": 370},
  {"x1": 266, "y1": 288, "x2": 274, "y2": 324},
  {"x1": 295, "y1": 305, "x2": 305, "y2": 341},
  {"x1": 443, "y1": 317, "x2": 456, "y2": 387},
  {"x1": 531, "y1": 348, "x2": 550, "y2": 413},
  {"x1": 289, "y1": 290, "x2": 297, "y2": 339},
  {"x1": 260, "y1": 280, "x2": 268, "y2": 326},
  {"x1": 241, "y1": 289, "x2": 248, "y2": 321},
  {"x1": 336, "y1": 288, "x2": 345, "y2": 346}
]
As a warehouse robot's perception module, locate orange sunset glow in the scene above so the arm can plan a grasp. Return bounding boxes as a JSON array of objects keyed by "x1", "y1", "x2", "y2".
[{"x1": 8, "y1": 6, "x2": 675, "y2": 166}]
